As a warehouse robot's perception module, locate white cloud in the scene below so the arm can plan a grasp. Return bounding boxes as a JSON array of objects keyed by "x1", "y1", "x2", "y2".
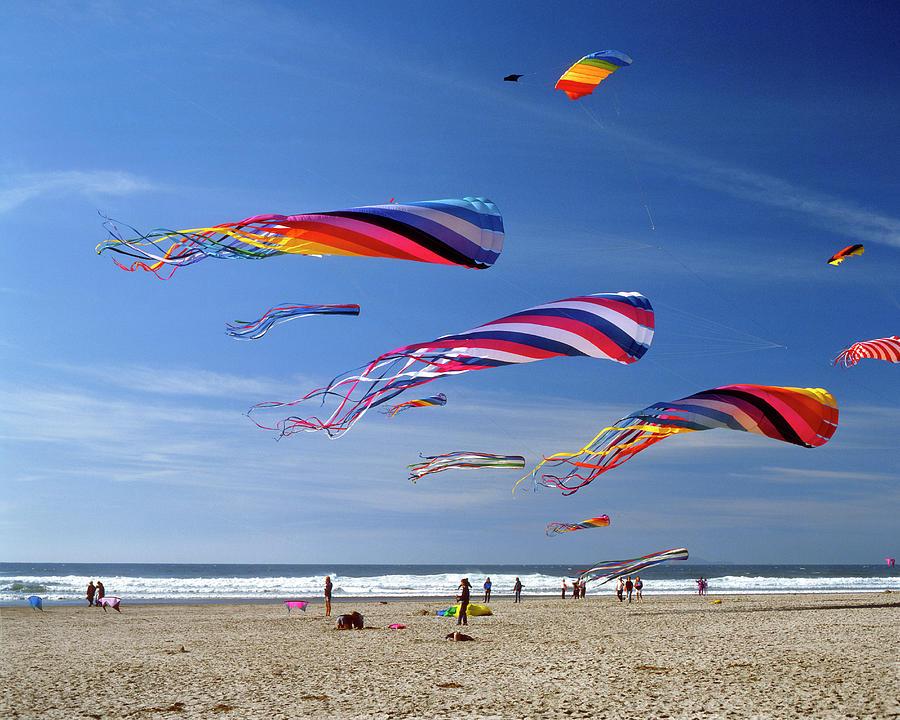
[
  {"x1": 619, "y1": 133, "x2": 900, "y2": 247},
  {"x1": 0, "y1": 170, "x2": 159, "y2": 214}
]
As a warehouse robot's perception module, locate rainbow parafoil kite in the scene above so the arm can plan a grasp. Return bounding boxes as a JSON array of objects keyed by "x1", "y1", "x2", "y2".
[
  {"x1": 384, "y1": 393, "x2": 448, "y2": 418},
  {"x1": 521, "y1": 385, "x2": 838, "y2": 495},
  {"x1": 833, "y1": 337, "x2": 900, "y2": 368},
  {"x1": 408, "y1": 452, "x2": 525, "y2": 483},
  {"x1": 249, "y1": 292, "x2": 654, "y2": 439},
  {"x1": 827, "y1": 244, "x2": 865, "y2": 265},
  {"x1": 97, "y1": 197, "x2": 504, "y2": 278},
  {"x1": 555, "y1": 51, "x2": 632, "y2": 100},
  {"x1": 226, "y1": 303, "x2": 360, "y2": 340},
  {"x1": 546, "y1": 516, "x2": 610, "y2": 537},
  {"x1": 576, "y1": 548, "x2": 689, "y2": 585}
]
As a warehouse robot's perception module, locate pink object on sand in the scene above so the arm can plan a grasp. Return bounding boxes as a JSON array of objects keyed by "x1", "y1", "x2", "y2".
[
  {"x1": 99, "y1": 597, "x2": 121, "y2": 611},
  {"x1": 389, "y1": 624, "x2": 407, "y2": 629},
  {"x1": 285, "y1": 601, "x2": 308, "y2": 612}
]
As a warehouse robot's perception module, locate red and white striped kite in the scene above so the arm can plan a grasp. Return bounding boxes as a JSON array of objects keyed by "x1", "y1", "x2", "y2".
[{"x1": 834, "y1": 336, "x2": 900, "y2": 368}]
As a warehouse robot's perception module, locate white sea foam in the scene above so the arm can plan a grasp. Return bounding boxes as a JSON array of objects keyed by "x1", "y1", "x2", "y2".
[{"x1": 1, "y1": 571, "x2": 897, "y2": 603}]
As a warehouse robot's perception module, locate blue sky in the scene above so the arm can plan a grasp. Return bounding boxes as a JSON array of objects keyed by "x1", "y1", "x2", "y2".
[{"x1": 1, "y1": 0, "x2": 898, "y2": 564}]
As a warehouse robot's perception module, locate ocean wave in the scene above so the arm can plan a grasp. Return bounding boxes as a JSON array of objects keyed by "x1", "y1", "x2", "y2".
[{"x1": 1, "y1": 570, "x2": 897, "y2": 603}]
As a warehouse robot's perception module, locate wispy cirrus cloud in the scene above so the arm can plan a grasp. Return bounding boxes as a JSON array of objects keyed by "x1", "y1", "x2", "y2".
[
  {"x1": 736, "y1": 466, "x2": 899, "y2": 484},
  {"x1": 0, "y1": 170, "x2": 159, "y2": 214},
  {"x1": 620, "y1": 133, "x2": 900, "y2": 247}
]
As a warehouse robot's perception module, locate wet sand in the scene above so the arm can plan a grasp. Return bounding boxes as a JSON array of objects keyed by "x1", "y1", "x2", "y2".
[{"x1": 2, "y1": 593, "x2": 898, "y2": 719}]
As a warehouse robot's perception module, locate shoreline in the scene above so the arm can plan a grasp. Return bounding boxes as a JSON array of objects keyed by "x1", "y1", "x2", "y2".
[
  {"x1": 3, "y1": 593, "x2": 898, "y2": 719},
  {"x1": 3, "y1": 588, "x2": 896, "y2": 608}
]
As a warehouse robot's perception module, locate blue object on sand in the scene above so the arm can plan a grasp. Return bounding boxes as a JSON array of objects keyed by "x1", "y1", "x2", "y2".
[{"x1": 28, "y1": 595, "x2": 43, "y2": 611}]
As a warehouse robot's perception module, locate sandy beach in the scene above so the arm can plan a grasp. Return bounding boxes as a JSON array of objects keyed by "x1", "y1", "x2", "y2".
[{"x1": 2, "y1": 593, "x2": 898, "y2": 719}]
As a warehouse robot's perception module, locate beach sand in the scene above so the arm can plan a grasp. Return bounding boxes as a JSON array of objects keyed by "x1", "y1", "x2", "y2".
[{"x1": 2, "y1": 594, "x2": 898, "y2": 719}]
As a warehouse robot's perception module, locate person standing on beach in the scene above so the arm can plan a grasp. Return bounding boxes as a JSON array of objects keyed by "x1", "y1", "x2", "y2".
[
  {"x1": 96, "y1": 581, "x2": 105, "y2": 606},
  {"x1": 483, "y1": 577, "x2": 492, "y2": 603},
  {"x1": 86, "y1": 581, "x2": 96, "y2": 607},
  {"x1": 456, "y1": 578, "x2": 471, "y2": 626},
  {"x1": 625, "y1": 577, "x2": 634, "y2": 603},
  {"x1": 580, "y1": 581, "x2": 586, "y2": 599},
  {"x1": 324, "y1": 576, "x2": 333, "y2": 617},
  {"x1": 561, "y1": 579, "x2": 567, "y2": 599},
  {"x1": 634, "y1": 576, "x2": 643, "y2": 601},
  {"x1": 513, "y1": 577, "x2": 522, "y2": 603}
]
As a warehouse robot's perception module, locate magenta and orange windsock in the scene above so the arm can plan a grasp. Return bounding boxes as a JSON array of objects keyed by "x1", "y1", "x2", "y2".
[
  {"x1": 834, "y1": 337, "x2": 900, "y2": 368},
  {"x1": 97, "y1": 197, "x2": 503, "y2": 278},
  {"x1": 248, "y1": 292, "x2": 654, "y2": 439},
  {"x1": 546, "y1": 516, "x2": 610, "y2": 537},
  {"x1": 519, "y1": 385, "x2": 838, "y2": 495}
]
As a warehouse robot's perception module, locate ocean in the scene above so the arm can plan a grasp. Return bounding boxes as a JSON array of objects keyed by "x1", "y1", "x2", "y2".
[{"x1": 2, "y1": 562, "x2": 897, "y2": 606}]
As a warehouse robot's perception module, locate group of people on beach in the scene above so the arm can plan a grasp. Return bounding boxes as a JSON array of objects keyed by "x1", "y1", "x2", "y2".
[
  {"x1": 85, "y1": 580, "x2": 105, "y2": 606},
  {"x1": 561, "y1": 578, "x2": 587, "y2": 599},
  {"x1": 696, "y1": 577, "x2": 709, "y2": 595},
  {"x1": 615, "y1": 576, "x2": 643, "y2": 602},
  {"x1": 85, "y1": 580, "x2": 120, "y2": 611},
  {"x1": 480, "y1": 576, "x2": 523, "y2": 603}
]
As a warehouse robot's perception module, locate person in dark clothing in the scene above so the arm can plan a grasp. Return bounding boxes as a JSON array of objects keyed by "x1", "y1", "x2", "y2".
[
  {"x1": 513, "y1": 577, "x2": 522, "y2": 603},
  {"x1": 324, "y1": 576, "x2": 333, "y2": 617},
  {"x1": 86, "y1": 581, "x2": 96, "y2": 606},
  {"x1": 456, "y1": 578, "x2": 471, "y2": 626},
  {"x1": 483, "y1": 577, "x2": 492, "y2": 603},
  {"x1": 96, "y1": 581, "x2": 105, "y2": 605}
]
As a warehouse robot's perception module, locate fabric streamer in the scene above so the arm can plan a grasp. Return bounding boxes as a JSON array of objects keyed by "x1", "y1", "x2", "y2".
[
  {"x1": 226, "y1": 304, "x2": 360, "y2": 340},
  {"x1": 520, "y1": 385, "x2": 838, "y2": 495},
  {"x1": 384, "y1": 393, "x2": 447, "y2": 418},
  {"x1": 833, "y1": 336, "x2": 900, "y2": 368},
  {"x1": 97, "y1": 197, "x2": 504, "y2": 278},
  {"x1": 248, "y1": 292, "x2": 654, "y2": 439},
  {"x1": 408, "y1": 452, "x2": 525, "y2": 483},
  {"x1": 576, "y1": 548, "x2": 689, "y2": 585},
  {"x1": 546, "y1": 516, "x2": 610, "y2": 537}
]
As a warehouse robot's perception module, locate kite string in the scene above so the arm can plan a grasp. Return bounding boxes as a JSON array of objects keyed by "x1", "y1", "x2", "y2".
[
  {"x1": 578, "y1": 102, "x2": 655, "y2": 231},
  {"x1": 576, "y1": 92, "x2": 790, "y2": 350}
]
